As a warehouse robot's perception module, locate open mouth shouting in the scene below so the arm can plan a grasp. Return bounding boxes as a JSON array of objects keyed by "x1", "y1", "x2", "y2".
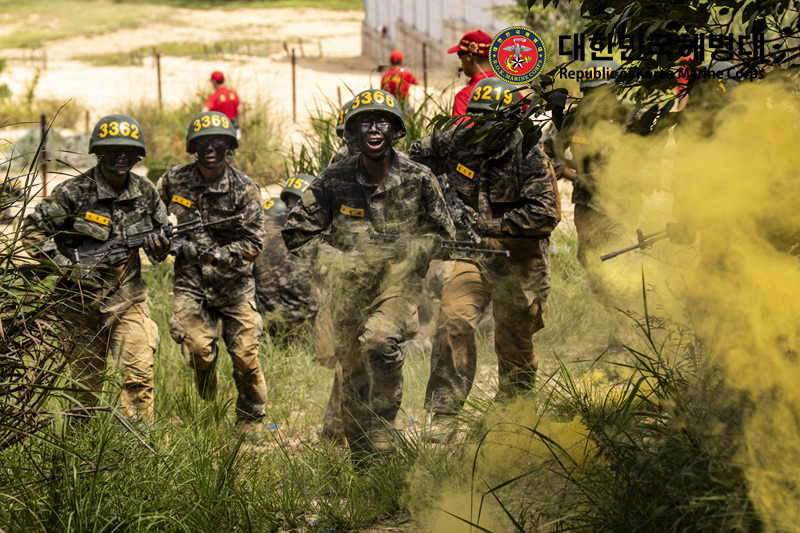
[{"x1": 354, "y1": 112, "x2": 396, "y2": 161}]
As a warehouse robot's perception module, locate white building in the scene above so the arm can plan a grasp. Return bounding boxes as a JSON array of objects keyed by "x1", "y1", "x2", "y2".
[{"x1": 362, "y1": 0, "x2": 517, "y2": 69}]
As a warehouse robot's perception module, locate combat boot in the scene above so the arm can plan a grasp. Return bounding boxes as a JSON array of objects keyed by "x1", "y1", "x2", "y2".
[
  {"x1": 369, "y1": 427, "x2": 395, "y2": 453},
  {"x1": 423, "y1": 414, "x2": 456, "y2": 444},
  {"x1": 236, "y1": 419, "x2": 264, "y2": 441}
]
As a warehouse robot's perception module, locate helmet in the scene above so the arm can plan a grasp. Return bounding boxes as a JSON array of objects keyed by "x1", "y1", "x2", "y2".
[
  {"x1": 263, "y1": 196, "x2": 287, "y2": 215},
  {"x1": 186, "y1": 111, "x2": 238, "y2": 153},
  {"x1": 466, "y1": 78, "x2": 522, "y2": 114},
  {"x1": 336, "y1": 98, "x2": 354, "y2": 139},
  {"x1": 88, "y1": 114, "x2": 146, "y2": 156},
  {"x1": 344, "y1": 89, "x2": 406, "y2": 141},
  {"x1": 280, "y1": 173, "x2": 315, "y2": 203},
  {"x1": 580, "y1": 59, "x2": 620, "y2": 91},
  {"x1": 702, "y1": 61, "x2": 740, "y2": 90}
]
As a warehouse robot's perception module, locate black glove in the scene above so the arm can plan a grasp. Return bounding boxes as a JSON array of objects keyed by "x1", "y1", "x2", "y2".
[
  {"x1": 477, "y1": 219, "x2": 505, "y2": 238},
  {"x1": 143, "y1": 233, "x2": 170, "y2": 256},
  {"x1": 179, "y1": 242, "x2": 202, "y2": 264}
]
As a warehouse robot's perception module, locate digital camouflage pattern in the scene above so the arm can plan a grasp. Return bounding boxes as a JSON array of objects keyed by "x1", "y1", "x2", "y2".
[
  {"x1": 329, "y1": 144, "x2": 353, "y2": 166},
  {"x1": 23, "y1": 165, "x2": 168, "y2": 420},
  {"x1": 157, "y1": 161, "x2": 267, "y2": 422},
  {"x1": 25, "y1": 165, "x2": 169, "y2": 315},
  {"x1": 282, "y1": 150, "x2": 455, "y2": 457},
  {"x1": 156, "y1": 162, "x2": 265, "y2": 307},
  {"x1": 409, "y1": 126, "x2": 560, "y2": 413},
  {"x1": 252, "y1": 212, "x2": 317, "y2": 322},
  {"x1": 557, "y1": 91, "x2": 641, "y2": 347}
]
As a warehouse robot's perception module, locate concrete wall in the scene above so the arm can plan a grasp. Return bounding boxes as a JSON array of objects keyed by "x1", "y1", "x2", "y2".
[{"x1": 363, "y1": 0, "x2": 518, "y2": 69}]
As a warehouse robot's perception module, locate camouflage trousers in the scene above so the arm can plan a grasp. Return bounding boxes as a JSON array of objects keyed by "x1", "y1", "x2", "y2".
[
  {"x1": 68, "y1": 301, "x2": 159, "y2": 421},
  {"x1": 169, "y1": 295, "x2": 267, "y2": 421},
  {"x1": 313, "y1": 292, "x2": 344, "y2": 438},
  {"x1": 574, "y1": 204, "x2": 639, "y2": 348},
  {"x1": 425, "y1": 259, "x2": 547, "y2": 416},
  {"x1": 329, "y1": 285, "x2": 419, "y2": 457}
]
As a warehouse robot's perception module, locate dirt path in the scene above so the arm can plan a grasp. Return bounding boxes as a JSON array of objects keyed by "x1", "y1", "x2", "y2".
[{"x1": 1, "y1": 6, "x2": 457, "y2": 136}]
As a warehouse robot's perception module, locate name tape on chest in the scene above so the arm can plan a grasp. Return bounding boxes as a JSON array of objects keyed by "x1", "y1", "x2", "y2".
[
  {"x1": 456, "y1": 163, "x2": 475, "y2": 179},
  {"x1": 172, "y1": 195, "x2": 192, "y2": 208},
  {"x1": 572, "y1": 136, "x2": 590, "y2": 144},
  {"x1": 340, "y1": 205, "x2": 365, "y2": 217},
  {"x1": 85, "y1": 211, "x2": 110, "y2": 226}
]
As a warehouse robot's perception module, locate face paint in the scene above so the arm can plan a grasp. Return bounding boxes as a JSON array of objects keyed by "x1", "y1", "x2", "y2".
[
  {"x1": 194, "y1": 135, "x2": 230, "y2": 170},
  {"x1": 353, "y1": 112, "x2": 395, "y2": 161},
  {"x1": 95, "y1": 147, "x2": 141, "y2": 175}
]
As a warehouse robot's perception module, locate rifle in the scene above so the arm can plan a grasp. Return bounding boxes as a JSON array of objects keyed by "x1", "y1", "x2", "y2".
[
  {"x1": 438, "y1": 176, "x2": 483, "y2": 244},
  {"x1": 68, "y1": 215, "x2": 241, "y2": 266},
  {"x1": 370, "y1": 233, "x2": 510, "y2": 257},
  {"x1": 600, "y1": 228, "x2": 667, "y2": 262}
]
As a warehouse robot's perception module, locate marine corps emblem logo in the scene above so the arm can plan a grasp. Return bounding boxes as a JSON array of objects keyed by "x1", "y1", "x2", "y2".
[{"x1": 489, "y1": 26, "x2": 546, "y2": 84}]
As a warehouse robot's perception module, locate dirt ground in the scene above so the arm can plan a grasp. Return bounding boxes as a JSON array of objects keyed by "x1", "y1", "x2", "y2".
[{"x1": 1, "y1": 6, "x2": 457, "y2": 134}]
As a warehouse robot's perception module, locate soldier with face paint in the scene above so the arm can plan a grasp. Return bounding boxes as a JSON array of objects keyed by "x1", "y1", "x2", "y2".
[
  {"x1": 23, "y1": 114, "x2": 170, "y2": 422},
  {"x1": 282, "y1": 89, "x2": 455, "y2": 462},
  {"x1": 157, "y1": 111, "x2": 268, "y2": 438}
]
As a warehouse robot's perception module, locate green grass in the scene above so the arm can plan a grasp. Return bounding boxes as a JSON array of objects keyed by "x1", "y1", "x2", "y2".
[
  {"x1": 0, "y1": 1, "x2": 173, "y2": 49},
  {"x1": 75, "y1": 40, "x2": 282, "y2": 67}
]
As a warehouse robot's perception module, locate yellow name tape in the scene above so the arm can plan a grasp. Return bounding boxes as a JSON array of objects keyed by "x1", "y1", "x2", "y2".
[
  {"x1": 172, "y1": 195, "x2": 192, "y2": 208},
  {"x1": 457, "y1": 163, "x2": 475, "y2": 179},
  {"x1": 340, "y1": 205, "x2": 364, "y2": 217},
  {"x1": 572, "y1": 136, "x2": 590, "y2": 144},
  {"x1": 85, "y1": 212, "x2": 109, "y2": 226}
]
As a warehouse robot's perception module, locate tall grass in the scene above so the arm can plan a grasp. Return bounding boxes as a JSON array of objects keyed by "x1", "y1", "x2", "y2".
[{"x1": 123, "y1": 94, "x2": 286, "y2": 186}]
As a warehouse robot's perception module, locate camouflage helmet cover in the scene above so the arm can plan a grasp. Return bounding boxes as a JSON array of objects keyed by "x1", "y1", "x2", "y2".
[
  {"x1": 580, "y1": 59, "x2": 621, "y2": 90},
  {"x1": 336, "y1": 98, "x2": 354, "y2": 139},
  {"x1": 186, "y1": 111, "x2": 239, "y2": 153},
  {"x1": 88, "y1": 114, "x2": 146, "y2": 155},
  {"x1": 344, "y1": 89, "x2": 406, "y2": 141},
  {"x1": 262, "y1": 196, "x2": 287, "y2": 215},
  {"x1": 280, "y1": 173, "x2": 315, "y2": 203},
  {"x1": 466, "y1": 78, "x2": 522, "y2": 114}
]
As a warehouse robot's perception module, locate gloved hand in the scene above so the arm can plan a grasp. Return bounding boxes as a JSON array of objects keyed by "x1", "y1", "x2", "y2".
[
  {"x1": 208, "y1": 247, "x2": 232, "y2": 267},
  {"x1": 666, "y1": 221, "x2": 696, "y2": 245},
  {"x1": 179, "y1": 242, "x2": 201, "y2": 264},
  {"x1": 476, "y1": 218, "x2": 505, "y2": 238},
  {"x1": 143, "y1": 233, "x2": 170, "y2": 256}
]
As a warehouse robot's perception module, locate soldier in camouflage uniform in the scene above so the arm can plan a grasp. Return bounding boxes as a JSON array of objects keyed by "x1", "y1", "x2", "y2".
[
  {"x1": 283, "y1": 89, "x2": 455, "y2": 460},
  {"x1": 156, "y1": 111, "x2": 268, "y2": 435},
  {"x1": 23, "y1": 114, "x2": 170, "y2": 421},
  {"x1": 252, "y1": 175, "x2": 318, "y2": 334},
  {"x1": 409, "y1": 78, "x2": 561, "y2": 441},
  {"x1": 558, "y1": 60, "x2": 639, "y2": 351},
  {"x1": 329, "y1": 98, "x2": 361, "y2": 166}
]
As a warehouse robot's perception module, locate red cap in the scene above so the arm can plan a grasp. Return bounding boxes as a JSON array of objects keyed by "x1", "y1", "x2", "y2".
[
  {"x1": 389, "y1": 50, "x2": 404, "y2": 64},
  {"x1": 447, "y1": 30, "x2": 492, "y2": 57},
  {"x1": 210, "y1": 71, "x2": 225, "y2": 83}
]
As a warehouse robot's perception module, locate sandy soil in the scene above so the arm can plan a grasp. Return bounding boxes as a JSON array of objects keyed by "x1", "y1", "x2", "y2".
[{"x1": 1, "y1": 7, "x2": 457, "y2": 133}]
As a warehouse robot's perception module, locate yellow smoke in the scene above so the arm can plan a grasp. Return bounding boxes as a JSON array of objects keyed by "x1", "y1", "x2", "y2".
[{"x1": 591, "y1": 72, "x2": 800, "y2": 531}]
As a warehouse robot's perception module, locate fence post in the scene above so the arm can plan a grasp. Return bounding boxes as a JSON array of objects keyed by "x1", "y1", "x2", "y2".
[
  {"x1": 39, "y1": 115, "x2": 47, "y2": 198},
  {"x1": 156, "y1": 52, "x2": 162, "y2": 110},
  {"x1": 422, "y1": 43, "x2": 428, "y2": 93},
  {"x1": 291, "y1": 48, "x2": 297, "y2": 123}
]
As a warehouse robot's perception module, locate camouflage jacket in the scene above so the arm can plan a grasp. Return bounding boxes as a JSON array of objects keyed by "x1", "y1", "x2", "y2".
[
  {"x1": 558, "y1": 96, "x2": 632, "y2": 210},
  {"x1": 23, "y1": 165, "x2": 168, "y2": 315},
  {"x1": 282, "y1": 151, "x2": 456, "y2": 293},
  {"x1": 409, "y1": 126, "x2": 561, "y2": 295},
  {"x1": 252, "y1": 212, "x2": 317, "y2": 319},
  {"x1": 329, "y1": 145, "x2": 354, "y2": 166},
  {"x1": 157, "y1": 162, "x2": 265, "y2": 307}
]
